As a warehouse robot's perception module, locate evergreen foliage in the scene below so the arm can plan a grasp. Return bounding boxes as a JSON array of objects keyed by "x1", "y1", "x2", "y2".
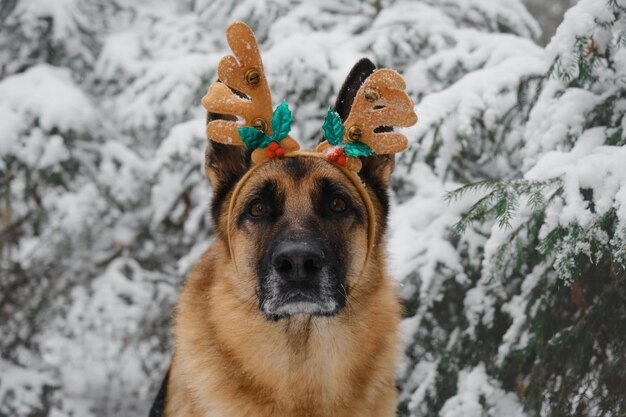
[
  {"x1": 402, "y1": 0, "x2": 626, "y2": 415},
  {"x1": 0, "y1": 0, "x2": 624, "y2": 416}
]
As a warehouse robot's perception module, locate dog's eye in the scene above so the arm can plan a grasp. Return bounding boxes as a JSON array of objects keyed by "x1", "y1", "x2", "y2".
[
  {"x1": 329, "y1": 196, "x2": 347, "y2": 214},
  {"x1": 248, "y1": 199, "x2": 269, "y2": 217}
]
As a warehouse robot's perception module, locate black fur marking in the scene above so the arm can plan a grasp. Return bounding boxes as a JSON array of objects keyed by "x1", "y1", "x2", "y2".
[
  {"x1": 314, "y1": 178, "x2": 364, "y2": 223},
  {"x1": 211, "y1": 171, "x2": 241, "y2": 221},
  {"x1": 256, "y1": 229, "x2": 347, "y2": 322},
  {"x1": 148, "y1": 367, "x2": 169, "y2": 417},
  {"x1": 206, "y1": 109, "x2": 252, "y2": 222},
  {"x1": 333, "y1": 58, "x2": 376, "y2": 124},
  {"x1": 282, "y1": 157, "x2": 309, "y2": 180},
  {"x1": 359, "y1": 166, "x2": 390, "y2": 221},
  {"x1": 236, "y1": 180, "x2": 284, "y2": 227},
  {"x1": 327, "y1": 58, "x2": 391, "y2": 228}
]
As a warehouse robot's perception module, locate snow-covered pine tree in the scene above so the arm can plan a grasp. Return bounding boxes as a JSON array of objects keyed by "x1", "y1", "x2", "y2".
[
  {"x1": 0, "y1": 0, "x2": 103, "y2": 78},
  {"x1": 0, "y1": 1, "x2": 178, "y2": 415},
  {"x1": 1, "y1": 1, "x2": 108, "y2": 415},
  {"x1": 395, "y1": 0, "x2": 625, "y2": 415},
  {"x1": 2, "y1": 0, "x2": 623, "y2": 416}
]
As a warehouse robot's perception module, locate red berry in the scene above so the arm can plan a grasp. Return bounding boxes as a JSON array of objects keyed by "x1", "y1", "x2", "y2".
[
  {"x1": 337, "y1": 155, "x2": 347, "y2": 166},
  {"x1": 268, "y1": 142, "x2": 279, "y2": 151},
  {"x1": 266, "y1": 149, "x2": 275, "y2": 158},
  {"x1": 327, "y1": 146, "x2": 344, "y2": 161},
  {"x1": 275, "y1": 147, "x2": 285, "y2": 157}
]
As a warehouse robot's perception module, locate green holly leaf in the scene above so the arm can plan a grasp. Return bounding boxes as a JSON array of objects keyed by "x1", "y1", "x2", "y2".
[
  {"x1": 238, "y1": 127, "x2": 270, "y2": 149},
  {"x1": 344, "y1": 141, "x2": 376, "y2": 157},
  {"x1": 322, "y1": 108, "x2": 344, "y2": 146},
  {"x1": 270, "y1": 101, "x2": 293, "y2": 141},
  {"x1": 260, "y1": 136, "x2": 275, "y2": 148}
]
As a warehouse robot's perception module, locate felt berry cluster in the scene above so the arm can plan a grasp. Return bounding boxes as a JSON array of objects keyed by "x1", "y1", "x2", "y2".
[
  {"x1": 325, "y1": 146, "x2": 347, "y2": 166},
  {"x1": 321, "y1": 108, "x2": 375, "y2": 166},
  {"x1": 237, "y1": 101, "x2": 293, "y2": 157},
  {"x1": 265, "y1": 141, "x2": 285, "y2": 158}
]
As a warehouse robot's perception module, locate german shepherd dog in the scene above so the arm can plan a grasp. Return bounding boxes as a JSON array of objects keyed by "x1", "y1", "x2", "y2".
[{"x1": 160, "y1": 57, "x2": 403, "y2": 417}]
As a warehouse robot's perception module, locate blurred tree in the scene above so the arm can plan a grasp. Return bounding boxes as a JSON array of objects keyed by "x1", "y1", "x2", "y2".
[
  {"x1": 408, "y1": 0, "x2": 626, "y2": 415},
  {"x1": 1, "y1": 0, "x2": 624, "y2": 416},
  {"x1": 0, "y1": 0, "x2": 103, "y2": 77},
  {"x1": 523, "y1": 0, "x2": 580, "y2": 45}
]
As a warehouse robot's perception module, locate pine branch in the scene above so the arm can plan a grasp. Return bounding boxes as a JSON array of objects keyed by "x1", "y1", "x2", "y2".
[
  {"x1": 452, "y1": 191, "x2": 498, "y2": 234},
  {"x1": 449, "y1": 178, "x2": 558, "y2": 234},
  {"x1": 494, "y1": 189, "x2": 518, "y2": 230},
  {"x1": 444, "y1": 179, "x2": 501, "y2": 203}
]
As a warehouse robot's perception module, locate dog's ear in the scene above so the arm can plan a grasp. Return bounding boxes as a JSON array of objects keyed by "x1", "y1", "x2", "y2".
[
  {"x1": 205, "y1": 111, "x2": 252, "y2": 218},
  {"x1": 333, "y1": 58, "x2": 376, "y2": 122},
  {"x1": 332, "y1": 58, "x2": 395, "y2": 189}
]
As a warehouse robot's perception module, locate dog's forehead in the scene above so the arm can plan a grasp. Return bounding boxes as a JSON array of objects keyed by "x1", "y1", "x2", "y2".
[{"x1": 248, "y1": 157, "x2": 354, "y2": 190}]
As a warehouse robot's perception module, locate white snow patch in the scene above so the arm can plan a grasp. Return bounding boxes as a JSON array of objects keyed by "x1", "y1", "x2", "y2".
[{"x1": 440, "y1": 363, "x2": 525, "y2": 417}]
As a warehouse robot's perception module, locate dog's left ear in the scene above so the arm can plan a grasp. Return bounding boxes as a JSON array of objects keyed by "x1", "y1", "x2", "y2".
[
  {"x1": 205, "y1": 110, "x2": 253, "y2": 220},
  {"x1": 331, "y1": 59, "x2": 395, "y2": 188},
  {"x1": 204, "y1": 111, "x2": 253, "y2": 187}
]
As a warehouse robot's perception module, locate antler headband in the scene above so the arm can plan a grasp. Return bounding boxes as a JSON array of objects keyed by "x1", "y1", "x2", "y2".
[{"x1": 202, "y1": 22, "x2": 418, "y2": 267}]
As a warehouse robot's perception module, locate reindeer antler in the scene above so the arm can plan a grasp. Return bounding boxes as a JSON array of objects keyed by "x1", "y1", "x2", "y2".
[
  {"x1": 317, "y1": 69, "x2": 417, "y2": 172},
  {"x1": 344, "y1": 69, "x2": 417, "y2": 153},
  {"x1": 202, "y1": 22, "x2": 299, "y2": 162},
  {"x1": 203, "y1": 23, "x2": 414, "y2": 172}
]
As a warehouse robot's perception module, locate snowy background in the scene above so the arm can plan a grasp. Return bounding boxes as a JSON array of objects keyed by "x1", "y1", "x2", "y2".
[{"x1": 1, "y1": 0, "x2": 625, "y2": 416}]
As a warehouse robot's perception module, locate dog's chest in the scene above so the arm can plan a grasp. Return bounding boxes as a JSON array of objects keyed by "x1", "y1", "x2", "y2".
[{"x1": 190, "y1": 325, "x2": 365, "y2": 417}]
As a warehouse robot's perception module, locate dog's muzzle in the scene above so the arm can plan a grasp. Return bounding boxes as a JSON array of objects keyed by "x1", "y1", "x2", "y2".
[{"x1": 259, "y1": 237, "x2": 346, "y2": 320}]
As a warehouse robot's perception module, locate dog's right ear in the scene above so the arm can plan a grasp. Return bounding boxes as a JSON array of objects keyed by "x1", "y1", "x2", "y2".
[
  {"x1": 322, "y1": 58, "x2": 417, "y2": 220},
  {"x1": 205, "y1": 111, "x2": 252, "y2": 218},
  {"x1": 333, "y1": 58, "x2": 376, "y2": 122}
]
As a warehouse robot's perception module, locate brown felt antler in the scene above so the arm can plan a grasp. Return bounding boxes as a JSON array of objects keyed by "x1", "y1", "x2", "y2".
[
  {"x1": 346, "y1": 69, "x2": 417, "y2": 153},
  {"x1": 201, "y1": 22, "x2": 299, "y2": 162},
  {"x1": 317, "y1": 68, "x2": 417, "y2": 172}
]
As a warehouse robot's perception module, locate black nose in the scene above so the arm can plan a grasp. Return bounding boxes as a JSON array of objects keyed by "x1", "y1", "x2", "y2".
[{"x1": 271, "y1": 241, "x2": 324, "y2": 282}]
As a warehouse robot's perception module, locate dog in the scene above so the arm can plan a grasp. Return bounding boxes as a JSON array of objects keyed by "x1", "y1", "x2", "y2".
[{"x1": 156, "y1": 22, "x2": 416, "y2": 417}]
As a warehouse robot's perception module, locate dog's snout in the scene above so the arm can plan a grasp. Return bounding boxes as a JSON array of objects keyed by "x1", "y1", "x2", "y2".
[
  {"x1": 260, "y1": 235, "x2": 344, "y2": 319},
  {"x1": 271, "y1": 242, "x2": 324, "y2": 282}
]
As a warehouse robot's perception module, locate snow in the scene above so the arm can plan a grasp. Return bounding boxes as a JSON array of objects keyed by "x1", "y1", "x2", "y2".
[
  {"x1": 151, "y1": 118, "x2": 208, "y2": 225},
  {"x1": 407, "y1": 49, "x2": 545, "y2": 179},
  {"x1": 496, "y1": 265, "x2": 546, "y2": 364},
  {"x1": 545, "y1": 0, "x2": 617, "y2": 77},
  {"x1": 405, "y1": 359, "x2": 439, "y2": 414},
  {"x1": 439, "y1": 363, "x2": 525, "y2": 417},
  {"x1": 522, "y1": 84, "x2": 604, "y2": 169},
  {"x1": 0, "y1": 360, "x2": 54, "y2": 416},
  {"x1": 0, "y1": 64, "x2": 96, "y2": 134},
  {"x1": 389, "y1": 163, "x2": 467, "y2": 292},
  {"x1": 49, "y1": 183, "x2": 103, "y2": 235},
  {"x1": 38, "y1": 135, "x2": 70, "y2": 168},
  {"x1": 526, "y1": 127, "x2": 626, "y2": 228},
  {"x1": 2, "y1": 0, "x2": 625, "y2": 416},
  {"x1": 464, "y1": 286, "x2": 495, "y2": 333},
  {"x1": 12, "y1": 0, "x2": 89, "y2": 41}
]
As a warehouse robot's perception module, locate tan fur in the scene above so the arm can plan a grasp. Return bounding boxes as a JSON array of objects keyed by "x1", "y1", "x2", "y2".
[{"x1": 166, "y1": 158, "x2": 402, "y2": 417}]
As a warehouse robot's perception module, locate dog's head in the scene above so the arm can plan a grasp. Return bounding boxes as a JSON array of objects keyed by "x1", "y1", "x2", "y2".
[{"x1": 205, "y1": 60, "x2": 396, "y2": 321}]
